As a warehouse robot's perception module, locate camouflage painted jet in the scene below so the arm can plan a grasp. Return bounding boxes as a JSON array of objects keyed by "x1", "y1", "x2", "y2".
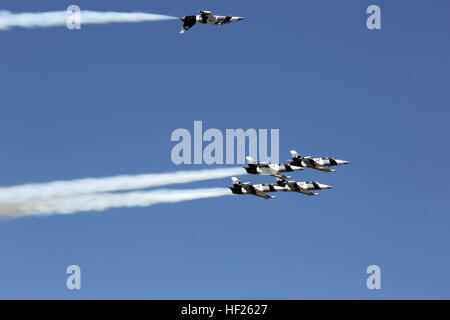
[
  {"x1": 288, "y1": 150, "x2": 350, "y2": 172},
  {"x1": 243, "y1": 156, "x2": 304, "y2": 179},
  {"x1": 274, "y1": 178, "x2": 332, "y2": 197},
  {"x1": 228, "y1": 177, "x2": 278, "y2": 199},
  {"x1": 180, "y1": 10, "x2": 244, "y2": 34}
]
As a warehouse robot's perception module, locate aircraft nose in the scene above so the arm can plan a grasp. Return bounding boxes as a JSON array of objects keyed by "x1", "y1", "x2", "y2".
[
  {"x1": 180, "y1": 16, "x2": 185, "y2": 22},
  {"x1": 318, "y1": 183, "x2": 333, "y2": 189},
  {"x1": 339, "y1": 160, "x2": 350, "y2": 165}
]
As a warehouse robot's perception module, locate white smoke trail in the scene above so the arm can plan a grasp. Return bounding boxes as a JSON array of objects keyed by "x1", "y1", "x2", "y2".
[
  {"x1": 0, "y1": 10, "x2": 177, "y2": 30},
  {"x1": 0, "y1": 188, "x2": 232, "y2": 218},
  {"x1": 0, "y1": 167, "x2": 245, "y2": 202}
]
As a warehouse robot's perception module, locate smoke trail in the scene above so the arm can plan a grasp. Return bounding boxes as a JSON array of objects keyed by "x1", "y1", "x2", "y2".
[
  {"x1": 0, "y1": 188, "x2": 232, "y2": 218},
  {"x1": 0, "y1": 167, "x2": 245, "y2": 202},
  {"x1": 0, "y1": 10, "x2": 177, "y2": 30}
]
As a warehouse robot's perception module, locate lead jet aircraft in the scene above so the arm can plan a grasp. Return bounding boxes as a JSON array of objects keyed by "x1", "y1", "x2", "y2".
[
  {"x1": 274, "y1": 178, "x2": 332, "y2": 196},
  {"x1": 180, "y1": 10, "x2": 244, "y2": 34},
  {"x1": 228, "y1": 177, "x2": 278, "y2": 199},
  {"x1": 287, "y1": 150, "x2": 350, "y2": 172},
  {"x1": 243, "y1": 156, "x2": 304, "y2": 179}
]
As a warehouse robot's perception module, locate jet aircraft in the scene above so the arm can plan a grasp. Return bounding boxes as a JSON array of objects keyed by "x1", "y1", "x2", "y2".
[
  {"x1": 274, "y1": 178, "x2": 332, "y2": 196},
  {"x1": 287, "y1": 150, "x2": 349, "y2": 172},
  {"x1": 228, "y1": 177, "x2": 278, "y2": 199},
  {"x1": 243, "y1": 156, "x2": 304, "y2": 179},
  {"x1": 180, "y1": 10, "x2": 244, "y2": 34}
]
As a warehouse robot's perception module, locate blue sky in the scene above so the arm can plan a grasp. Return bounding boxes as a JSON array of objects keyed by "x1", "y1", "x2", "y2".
[{"x1": 0, "y1": 0, "x2": 449, "y2": 299}]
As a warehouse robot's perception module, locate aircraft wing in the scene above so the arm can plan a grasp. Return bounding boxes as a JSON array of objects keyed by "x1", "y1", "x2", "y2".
[
  {"x1": 261, "y1": 165, "x2": 291, "y2": 179},
  {"x1": 254, "y1": 189, "x2": 276, "y2": 199},
  {"x1": 287, "y1": 182, "x2": 318, "y2": 196},
  {"x1": 314, "y1": 166, "x2": 336, "y2": 173},
  {"x1": 302, "y1": 157, "x2": 317, "y2": 167},
  {"x1": 242, "y1": 184, "x2": 275, "y2": 199},
  {"x1": 272, "y1": 173, "x2": 290, "y2": 179}
]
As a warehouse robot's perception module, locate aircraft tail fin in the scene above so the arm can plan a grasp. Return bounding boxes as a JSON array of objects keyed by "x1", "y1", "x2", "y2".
[
  {"x1": 180, "y1": 16, "x2": 196, "y2": 34},
  {"x1": 231, "y1": 177, "x2": 241, "y2": 185},
  {"x1": 290, "y1": 150, "x2": 301, "y2": 158},
  {"x1": 246, "y1": 156, "x2": 257, "y2": 165}
]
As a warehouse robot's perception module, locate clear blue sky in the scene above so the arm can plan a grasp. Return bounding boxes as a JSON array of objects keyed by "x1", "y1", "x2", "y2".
[{"x1": 0, "y1": 0, "x2": 449, "y2": 299}]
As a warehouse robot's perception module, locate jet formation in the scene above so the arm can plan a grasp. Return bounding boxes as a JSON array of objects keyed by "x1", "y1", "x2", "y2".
[
  {"x1": 228, "y1": 150, "x2": 349, "y2": 199},
  {"x1": 180, "y1": 10, "x2": 244, "y2": 34}
]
